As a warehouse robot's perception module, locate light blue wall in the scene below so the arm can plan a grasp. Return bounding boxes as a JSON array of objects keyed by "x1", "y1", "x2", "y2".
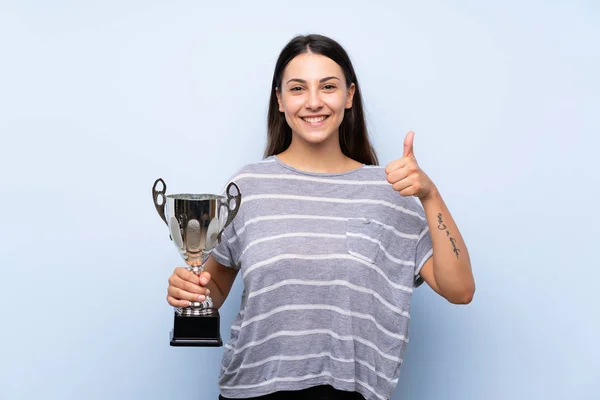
[{"x1": 1, "y1": 1, "x2": 598, "y2": 399}]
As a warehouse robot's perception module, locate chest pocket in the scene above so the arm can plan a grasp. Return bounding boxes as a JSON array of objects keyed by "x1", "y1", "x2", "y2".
[{"x1": 345, "y1": 218, "x2": 384, "y2": 264}]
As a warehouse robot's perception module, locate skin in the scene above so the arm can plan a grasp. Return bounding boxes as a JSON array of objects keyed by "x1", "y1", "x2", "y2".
[
  {"x1": 385, "y1": 131, "x2": 475, "y2": 303},
  {"x1": 274, "y1": 52, "x2": 361, "y2": 174},
  {"x1": 167, "y1": 53, "x2": 475, "y2": 310}
]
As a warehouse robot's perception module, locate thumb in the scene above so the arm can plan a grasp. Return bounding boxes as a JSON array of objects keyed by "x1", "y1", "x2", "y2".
[{"x1": 403, "y1": 131, "x2": 415, "y2": 158}]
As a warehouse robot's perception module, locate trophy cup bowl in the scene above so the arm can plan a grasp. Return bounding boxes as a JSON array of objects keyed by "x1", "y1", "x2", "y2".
[{"x1": 152, "y1": 178, "x2": 241, "y2": 347}]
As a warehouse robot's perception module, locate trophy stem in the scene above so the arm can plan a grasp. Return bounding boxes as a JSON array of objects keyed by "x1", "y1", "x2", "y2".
[
  {"x1": 175, "y1": 258, "x2": 215, "y2": 316},
  {"x1": 188, "y1": 265, "x2": 204, "y2": 275}
]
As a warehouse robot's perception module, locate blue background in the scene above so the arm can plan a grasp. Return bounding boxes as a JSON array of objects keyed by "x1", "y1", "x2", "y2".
[{"x1": 0, "y1": 1, "x2": 598, "y2": 399}]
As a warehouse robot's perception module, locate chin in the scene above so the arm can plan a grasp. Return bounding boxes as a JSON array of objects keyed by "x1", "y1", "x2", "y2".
[
  {"x1": 298, "y1": 131, "x2": 335, "y2": 145},
  {"x1": 293, "y1": 124, "x2": 337, "y2": 144}
]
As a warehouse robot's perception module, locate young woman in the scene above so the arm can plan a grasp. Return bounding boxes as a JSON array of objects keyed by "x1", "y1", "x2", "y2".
[{"x1": 167, "y1": 34, "x2": 475, "y2": 400}]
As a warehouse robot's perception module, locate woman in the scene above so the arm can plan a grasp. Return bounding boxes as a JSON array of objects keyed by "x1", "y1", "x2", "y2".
[{"x1": 167, "y1": 34, "x2": 475, "y2": 400}]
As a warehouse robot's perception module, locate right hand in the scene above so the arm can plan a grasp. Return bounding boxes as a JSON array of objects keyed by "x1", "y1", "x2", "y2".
[{"x1": 167, "y1": 267, "x2": 211, "y2": 308}]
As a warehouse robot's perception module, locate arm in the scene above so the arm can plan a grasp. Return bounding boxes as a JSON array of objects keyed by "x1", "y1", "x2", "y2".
[
  {"x1": 418, "y1": 187, "x2": 475, "y2": 304},
  {"x1": 384, "y1": 131, "x2": 475, "y2": 304},
  {"x1": 202, "y1": 255, "x2": 239, "y2": 309}
]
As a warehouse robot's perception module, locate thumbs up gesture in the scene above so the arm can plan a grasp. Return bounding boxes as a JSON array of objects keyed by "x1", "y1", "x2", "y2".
[{"x1": 385, "y1": 131, "x2": 436, "y2": 200}]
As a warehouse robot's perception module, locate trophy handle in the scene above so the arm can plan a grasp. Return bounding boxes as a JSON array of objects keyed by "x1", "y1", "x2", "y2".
[
  {"x1": 217, "y1": 182, "x2": 241, "y2": 242},
  {"x1": 152, "y1": 178, "x2": 168, "y2": 225}
]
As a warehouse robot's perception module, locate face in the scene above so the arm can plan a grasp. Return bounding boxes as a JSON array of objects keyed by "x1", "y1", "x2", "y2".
[{"x1": 276, "y1": 53, "x2": 355, "y2": 146}]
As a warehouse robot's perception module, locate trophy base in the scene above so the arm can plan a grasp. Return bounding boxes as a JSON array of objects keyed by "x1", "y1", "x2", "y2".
[{"x1": 170, "y1": 310, "x2": 223, "y2": 347}]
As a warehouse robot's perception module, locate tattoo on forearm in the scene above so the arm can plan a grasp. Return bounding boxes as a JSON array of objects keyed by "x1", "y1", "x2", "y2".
[{"x1": 437, "y1": 213, "x2": 460, "y2": 258}]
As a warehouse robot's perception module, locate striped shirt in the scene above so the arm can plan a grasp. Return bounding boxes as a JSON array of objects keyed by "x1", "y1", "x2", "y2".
[{"x1": 212, "y1": 155, "x2": 433, "y2": 400}]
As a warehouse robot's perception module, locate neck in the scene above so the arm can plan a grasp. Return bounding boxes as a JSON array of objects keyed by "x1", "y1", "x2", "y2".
[{"x1": 276, "y1": 133, "x2": 361, "y2": 174}]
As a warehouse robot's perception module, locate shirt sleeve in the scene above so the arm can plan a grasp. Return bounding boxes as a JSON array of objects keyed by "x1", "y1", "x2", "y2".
[
  {"x1": 212, "y1": 228, "x2": 240, "y2": 270},
  {"x1": 414, "y1": 218, "x2": 433, "y2": 288},
  {"x1": 210, "y1": 181, "x2": 242, "y2": 270}
]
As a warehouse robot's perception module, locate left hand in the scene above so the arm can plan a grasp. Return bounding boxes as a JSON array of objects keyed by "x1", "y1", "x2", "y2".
[{"x1": 385, "y1": 131, "x2": 436, "y2": 200}]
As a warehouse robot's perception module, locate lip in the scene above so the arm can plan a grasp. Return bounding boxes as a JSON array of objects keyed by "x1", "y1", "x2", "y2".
[{"x1": 300, "y1": 115, "x2": 330, "y2": 127}]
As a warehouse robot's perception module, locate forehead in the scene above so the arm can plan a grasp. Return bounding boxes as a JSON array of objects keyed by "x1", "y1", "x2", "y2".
[{"x1": 282, "y1": 53, "x2": 344, "y2": 81}]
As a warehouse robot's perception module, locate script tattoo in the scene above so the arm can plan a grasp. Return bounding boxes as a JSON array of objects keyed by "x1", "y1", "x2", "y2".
[{"x1": 437, "y1": 213, "x2": 460, "y2": 258}]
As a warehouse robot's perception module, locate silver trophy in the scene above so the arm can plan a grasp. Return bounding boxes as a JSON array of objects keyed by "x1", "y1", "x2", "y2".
[{"x1": 152, "y1": 178, "x2": 241, "y2": 346}]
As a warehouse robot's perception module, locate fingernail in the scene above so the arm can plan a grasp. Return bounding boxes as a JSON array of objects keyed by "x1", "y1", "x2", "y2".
[
  {"x1": 200, "y1": 278, "x2": 208, "y2": 285},
  {"x1": 205, "y1": 289, "x2": 210, "y2": 296},
  {"x1": 198, "y1": 295, "x2": 206, "y2": 302}
]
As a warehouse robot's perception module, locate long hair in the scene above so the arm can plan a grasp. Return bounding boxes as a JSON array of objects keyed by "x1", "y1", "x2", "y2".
[{"x1": 264, "y1": 34, "x2": 379, "y2": 166}]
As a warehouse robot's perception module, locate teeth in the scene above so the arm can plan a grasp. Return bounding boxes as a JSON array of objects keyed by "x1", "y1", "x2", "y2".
[{"x1": 302, "y1": 116, "x2": 327, "y2": 123}]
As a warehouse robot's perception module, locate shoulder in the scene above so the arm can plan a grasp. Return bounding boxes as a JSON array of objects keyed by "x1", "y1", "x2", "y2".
[
  {"x1": 221, "y1": 156, "x2": 277, "y2": 184},
  {"x1": 218, "y1": 156, "x2": 281, "y2": 199}
]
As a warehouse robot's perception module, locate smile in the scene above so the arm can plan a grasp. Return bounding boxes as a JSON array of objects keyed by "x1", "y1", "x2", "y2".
[{"x1": 301, "y1": 116, "x2": 329, "y2": 123}]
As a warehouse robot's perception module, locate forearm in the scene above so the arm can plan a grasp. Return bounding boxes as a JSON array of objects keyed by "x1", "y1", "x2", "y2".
[
  {"x1": 420, "y1": 187, "x2": 475, "y2": 302},
  {"x1": 202, "y1": 279, "x2": 228, "y2": 310},
  {"x1": 203, "y1": 256, "x2": 238, "y2": 310}
]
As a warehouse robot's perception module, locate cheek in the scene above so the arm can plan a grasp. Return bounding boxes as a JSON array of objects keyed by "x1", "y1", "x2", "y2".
[
  {"x1": 331, "y1": 99, "x2": 348, "y2": 121},
  {"x1": 281, "y1": 98, "x2": 303, "y2": 117},
  {"x1": 330, "y1": 95, "x2": 349, "y2": 112},
  {"x1": 281, "y1": 105, "x2": 298, "y2": 126}
]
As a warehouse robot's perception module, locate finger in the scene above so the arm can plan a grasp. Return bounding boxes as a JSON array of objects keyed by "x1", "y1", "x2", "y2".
[
  {"x1": 167, "y1": 295, "x2": 192, "y2": 308},
  {"x1": 396, "y1": 176, "x2": 423, "y2": 197},
  {"x1": 403, "y1": 131, "x2": 415, "y2": 158},
  {"x1": 392, "y1": 178, "x2": 412, "y2": 193},
  {"x1": 385, "y1": 158, "x2": 409, "y2": 175},
  {"x1": 386, "y1": 167, "x2": 409, "y2": 185},
  {"x1": 168, "y1": 285, "x2": 209, "y2": 303},
  {"x1": 399, "y1": 186, "x2": 416, "y2": 197},
  {"x1": 169, "y1": 274, "x2": 210, "y2": 295},
  {"x1": 198, "y1": 271, "x2": 211, "y2": 286},
  {"x1": 175, "y1": 267, "x2": 200, "y2": 285},
  {"x1": 392, "y1": 173, "x2": 416, "y2": 192}
]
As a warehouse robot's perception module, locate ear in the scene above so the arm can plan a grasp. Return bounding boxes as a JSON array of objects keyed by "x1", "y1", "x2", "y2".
[
  {"x1": 345, "y1": 82, "x2": 356, "y2": 109},
  {"x1": 275, "y1": 87, "x2": 284, "y2": 112}
]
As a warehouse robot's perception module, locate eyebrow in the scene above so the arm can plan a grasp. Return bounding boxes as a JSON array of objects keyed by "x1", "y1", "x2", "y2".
[{"x1": 286, "y1": 76, "x2": 341, "y2": 85}]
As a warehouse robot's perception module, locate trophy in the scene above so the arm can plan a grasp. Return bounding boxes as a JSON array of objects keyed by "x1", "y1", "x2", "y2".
[{"x1": 152, "y1": 178, "x2": 241, "y2": 347}]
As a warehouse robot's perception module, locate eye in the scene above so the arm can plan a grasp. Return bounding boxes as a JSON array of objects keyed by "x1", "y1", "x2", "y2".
[
  {"x1": 323, "y1": 84, "x2": 337, "y2": 91},
  {"x1": 290, "y1": 86, "x2": 303, "y2": 92}
]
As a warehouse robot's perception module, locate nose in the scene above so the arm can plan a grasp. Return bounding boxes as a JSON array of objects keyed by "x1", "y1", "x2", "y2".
[{"x1": 305, "y1": 87, "x2": 324, "y2": 111}]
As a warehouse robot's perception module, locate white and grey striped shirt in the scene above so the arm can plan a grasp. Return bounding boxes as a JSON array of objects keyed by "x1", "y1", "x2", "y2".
[{"x1": 213, "y1": 155, "x2": 433, "y2": 400}]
